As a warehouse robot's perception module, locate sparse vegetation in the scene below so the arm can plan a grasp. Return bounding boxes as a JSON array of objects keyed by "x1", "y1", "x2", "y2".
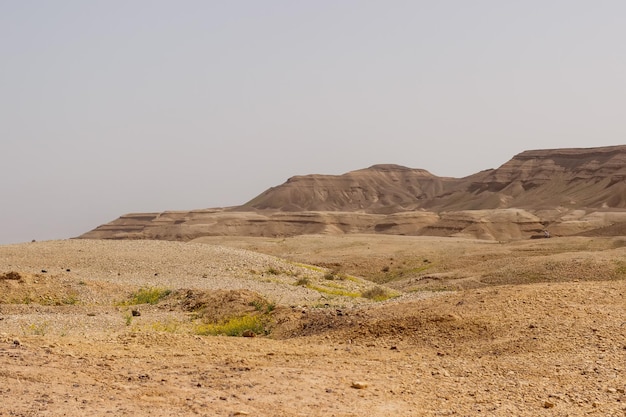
[
  {"x1": 0, "y1": 271, "x2": 22, "y2": 280},
  {"x1": 324, "y1": 271, "x2": 336, "y2": 280},
  {"x1": 195, "y1": 315, "x2": 268, "y2": 337},
  {"x1": 123, "y1": 287, "x2": 171, "y2": 305},
  {"x1": 307, "y1": 284, "x2": 360, "y2": 298},
  {"x1": 151, "y1": 319, "x2": 181, "y2": 333},
  {"x1": 24, "y1": 321, "x2": 49, "y2": 336},
  {"x1": 295, "y1": 277, "x2": 310, "y2": 286},
  {"x1": 362, "y1": 286, "x2": 394, "y2": 301},
  {"x1": 250, "y1": 299, "x2": 276, "y2": 313}
]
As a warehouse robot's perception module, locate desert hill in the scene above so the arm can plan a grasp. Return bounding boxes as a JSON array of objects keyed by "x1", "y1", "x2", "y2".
[{"x1": 80, "y1": 145, "x2": 626, "y2": 241}]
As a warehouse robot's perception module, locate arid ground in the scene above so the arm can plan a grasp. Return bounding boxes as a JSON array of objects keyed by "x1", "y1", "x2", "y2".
[{"x1": 1, "y1": 235, "x2": 625, "y2": 416}]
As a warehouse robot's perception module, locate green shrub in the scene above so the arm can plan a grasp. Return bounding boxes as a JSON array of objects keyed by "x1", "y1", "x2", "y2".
[
  {"x1": 124, "y1": 287, "x2": 171, "y2": 305},
  {"x1": 195, "y1": 315, "x2": 267, "y2": 337}
]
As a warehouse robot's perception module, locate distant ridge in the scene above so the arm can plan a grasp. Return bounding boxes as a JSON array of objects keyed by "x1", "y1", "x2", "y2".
[
  {"x1": 242, "y1": 145, "x2": 626, "y2": 212},
  {"x1": 80, "y1": 145, "x2": 626, "y2": 241}
]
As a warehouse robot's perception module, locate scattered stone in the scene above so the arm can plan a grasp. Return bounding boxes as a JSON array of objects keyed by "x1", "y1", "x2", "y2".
[
  {"x1": 607, "y1": 388, "x2": 617, "y2": 394},
  {"x1": 231, "y1": 412, "x2": 249, "y2": 416},
  {"x1": 543, "y1": 401, "x2": 555, "y2": 408},
  {"x1": 131, "y1": 310, "x2": 141, "y2": 317},
  {"x1": 351, "y1": 381, "x2": 368, "y2": 389},
  {"x1": 242, "y1": 329, "x2": 256, "y2": 338},
  {"x1": 13, "y1": 339, "x2": 20, "y2": 347}
]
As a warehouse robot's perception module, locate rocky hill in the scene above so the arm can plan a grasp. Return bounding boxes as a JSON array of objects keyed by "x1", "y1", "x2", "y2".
[{"x1": 80, "y1": 145, "x2": 626, "y2": 241}]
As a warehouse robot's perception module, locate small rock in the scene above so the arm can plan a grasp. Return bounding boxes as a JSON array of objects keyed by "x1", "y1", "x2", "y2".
[
  {"x1": 607, "y1": 388, "x2": 617, "y2": 394},
  {"x1": 543, "y1": 401, "x2": 555, "y2": 408},
  {"x1": 131, "y1": 310, "x2": 141, "y2": 317},
  {"x1": 231, "y1": 412, "x2": 249, "y2": 416},
  {"x1": 351, "y1": 381, "x2": 368, "y2": 389},
  {"x1": 13, "y1": 339, "x2": 20, "y2": 347},
  {"x1": 242, "y1": 330, "x2": 256, "y2": 338}
]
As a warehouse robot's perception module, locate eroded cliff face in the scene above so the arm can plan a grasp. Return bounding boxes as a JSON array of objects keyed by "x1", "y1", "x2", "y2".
[
  {"x1": 79, "y1": 145, "x2": 626, "y2": 241},
  {"x1": 241, "y1": 164, "x2": 458, "y2": 214}
]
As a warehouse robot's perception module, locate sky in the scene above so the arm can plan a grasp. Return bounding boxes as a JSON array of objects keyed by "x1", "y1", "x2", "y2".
[{"x1": 1, "y1": 1, "x2": 625, "y2": 244}]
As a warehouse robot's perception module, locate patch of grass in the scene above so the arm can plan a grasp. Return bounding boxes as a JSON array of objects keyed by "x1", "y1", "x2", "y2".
[
  {"x1": 373, "y1": 263, "x2": 435, "y2": 284},
  {"x1": 295, "y1": 277, "x2": 310, "y2": 286},
  {"x1": 151, "y1": 319, "x2": 181, "y2": 333},
  {"x1": 250, "y1": 300, "x2": 276, "y2": 314},
  {"x1": 266, "y1": 267, "x2": 281, "y2": 275},
  {"x1": 59, "y1": 293, "x2": 79, "y2": 305},
  {"x1": 289, "y1": 262, "x2": 324, "y2": 273},
  {"x1": 614, "y1": 261, "x2": 626, "y2": 276},
  {"x1": 361, "y1": 286, "x2": 394, "y2": 302},
  {"x1": 124, "y1": 314, "x2": 133, "y2": 326},
  {"x1": 9, "y1": 295, "x2": 33, "y2": 304},
  {"x1": 123, "y1": 287, "x2": 171, "y2": 305},
  {"x1": 306, "y1": 285, "x2": 360, "y2": 298},
  {"x1": 195, "y1": 315, "x2": 268, "y2": 337},
  {"x1": 25, "y1": 321, "x2": 49, "y2": 336}
]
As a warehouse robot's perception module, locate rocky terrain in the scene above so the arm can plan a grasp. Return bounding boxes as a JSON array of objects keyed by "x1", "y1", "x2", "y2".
[
  {"x1": 80, "y1": 145, "x2": 626, "y2": 241},
  {"x1": 1, "y1": 236, "x2": 625, "y2": 416},
  {"x1": 3, "y1": 145, "x2": 626, "y2": 416}
]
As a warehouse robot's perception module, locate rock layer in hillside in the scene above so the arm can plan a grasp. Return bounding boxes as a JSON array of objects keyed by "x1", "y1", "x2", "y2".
[{"x1": 80, "y1": 145, "x2": 626, "y2": 241}]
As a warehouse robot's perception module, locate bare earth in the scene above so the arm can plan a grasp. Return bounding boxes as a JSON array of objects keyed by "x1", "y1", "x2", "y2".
[{"x1": 1, "y1": 236, "x2": 625, "y2": 416}]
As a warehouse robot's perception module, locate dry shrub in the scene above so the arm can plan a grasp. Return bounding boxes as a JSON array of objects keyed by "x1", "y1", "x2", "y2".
[{"x1": 0, "y1": 271, "x2": 22, "y2": 281}]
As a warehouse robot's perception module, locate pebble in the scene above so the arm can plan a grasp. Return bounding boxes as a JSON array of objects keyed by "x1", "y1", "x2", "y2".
[{"x1": 351, "y1": 381, "x2": 368, "y2": 389}]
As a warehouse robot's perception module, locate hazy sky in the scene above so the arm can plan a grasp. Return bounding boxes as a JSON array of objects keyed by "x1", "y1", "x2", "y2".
[{"x1": 1, "y1": 1, "x2": 625, "y2": 244}]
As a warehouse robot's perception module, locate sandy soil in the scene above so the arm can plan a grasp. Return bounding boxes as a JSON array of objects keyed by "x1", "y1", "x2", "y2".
[{"x1": 1, "y1": 236, "x2": 625, "y2": 416}]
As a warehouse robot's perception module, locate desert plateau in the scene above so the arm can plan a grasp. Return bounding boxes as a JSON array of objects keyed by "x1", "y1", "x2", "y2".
[{"x1": 2, "y1": 146, "x2": 626, "y2": 416}]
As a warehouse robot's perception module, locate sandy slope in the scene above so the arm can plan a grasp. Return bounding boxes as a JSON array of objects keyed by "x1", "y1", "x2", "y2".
[{"x1": 1, "y1": 237, "x2": 625, "y2": 416}]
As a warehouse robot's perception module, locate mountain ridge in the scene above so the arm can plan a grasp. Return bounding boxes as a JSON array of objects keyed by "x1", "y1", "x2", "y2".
[{"x1": 80, "y1": 145, "x2": 626, "y2": 241}]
